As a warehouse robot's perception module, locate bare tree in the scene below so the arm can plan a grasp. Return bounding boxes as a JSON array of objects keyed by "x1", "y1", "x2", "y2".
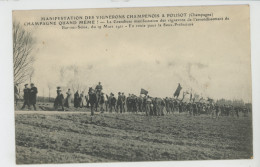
[
  {"x1": 13, "y1": 21, "x2": 36, "y2": 84},
  {"x1": 47, "y1": 83, "x2": 53, "y2": 102},
  {"x1": 29, "y1": 68, "x2": 35, "y2": 85},
  {"x1": 59, "y1": 65, "x2": 88, "y2": 93}
]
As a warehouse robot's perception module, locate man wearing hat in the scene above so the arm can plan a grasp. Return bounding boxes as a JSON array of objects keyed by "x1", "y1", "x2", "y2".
[
  {"x1": 74, "y1": 90, "x2": 80, "y2": 108},
  {"x1": 21, "y1": 84, "x2": 31, "y2": 110},
  {"x1": 109, "y1": 93, "x2": 117, "y2": 113},
  {"x1": 29, "y1": 83, "x2": 38, "y2": 110},
  {"x1": 54, "y1": 87, "x2": 64, "y2": 111},
  {"x1": 95, "y1": 82, "x2": 103, "y2": 108},
  {"x1": 54, "y1": 86, "x2": 60, "y2": 106},
  {"x1": 95, "y1": 82, "x2": 103, "y2": 94}
]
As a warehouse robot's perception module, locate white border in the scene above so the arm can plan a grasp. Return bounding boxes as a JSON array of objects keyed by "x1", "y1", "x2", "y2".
[{"x1": 0, "y1": 1, "x2": 259, "y2": 167}]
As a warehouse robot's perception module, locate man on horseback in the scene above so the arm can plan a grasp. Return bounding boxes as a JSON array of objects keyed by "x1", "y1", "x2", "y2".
[
  {"x1": 95, "y1": 82, "x2": 103, "y2": 109},
  {"x1": 95, "y1": 82, "x2": 103, "y2": 94}
]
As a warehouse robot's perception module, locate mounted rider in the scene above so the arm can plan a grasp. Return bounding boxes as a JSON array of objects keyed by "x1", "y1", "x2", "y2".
[
  {"x1": 95, "y1": 82, "x2": 103, "y2": 109},
  {"x1": 95, "y1": 82, "x2": 103, "y2": 95}
]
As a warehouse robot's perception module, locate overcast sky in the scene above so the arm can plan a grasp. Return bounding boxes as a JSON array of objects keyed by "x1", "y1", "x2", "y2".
[{"x1": 13, "y1": 6, "x2": 252, "y2": 102}]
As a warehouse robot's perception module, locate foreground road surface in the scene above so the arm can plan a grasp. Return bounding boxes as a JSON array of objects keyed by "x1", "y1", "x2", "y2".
[{"x1": 15, "y1": 110, "x2": 253, "y2": 164}]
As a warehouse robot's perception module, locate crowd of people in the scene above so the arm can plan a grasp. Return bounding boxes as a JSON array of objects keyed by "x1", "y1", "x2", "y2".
[
  {"x1": 52, "y1": 82, "x2": 251, "y2": 118},
  {"x1": 15, "y1": 81, "x2": 250, "y2": 118}
]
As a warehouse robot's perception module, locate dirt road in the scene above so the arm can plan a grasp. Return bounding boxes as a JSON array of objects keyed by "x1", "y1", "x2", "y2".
[{"x1": 15, "y1": 110, "x2": 253, "y2": 164}]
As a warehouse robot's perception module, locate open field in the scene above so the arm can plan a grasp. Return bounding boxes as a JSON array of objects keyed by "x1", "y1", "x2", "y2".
[{"x1": 15, "y1": 110, "x2": 253, "y2": 164}]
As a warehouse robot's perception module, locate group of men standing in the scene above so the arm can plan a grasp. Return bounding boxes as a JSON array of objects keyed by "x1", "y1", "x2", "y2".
[
  {"x1": 53, "y1": 81, "x2": 156, "y2": 115},
  {"x1": 15, "y1": 83, "x2": 38, "y2": 110},
  {"x1": 107, "y1": 92, "x2": 126, "y2": 113}
]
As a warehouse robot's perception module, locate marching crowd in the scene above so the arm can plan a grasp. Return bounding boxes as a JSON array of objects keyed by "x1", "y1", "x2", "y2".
[
  {"x1": 16, "y1": 82, "x2": 250, "y2": 118},
  {"x1": 53, "y1": 82, "x2": 250, "y2": 117}
]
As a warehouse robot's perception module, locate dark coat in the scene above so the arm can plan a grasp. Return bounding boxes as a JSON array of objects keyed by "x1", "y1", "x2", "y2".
[
  {"x1": 23, "y1": 88, "x2": 30, "y2": 102},
  {"x1": 74, "y1": 92, "x2": 80, "y2": 107},
  {"x1": 117, "y1": 95, "x2": 122, "y2": 105},
  {"x1": 54, "y1": 90, "x2": 64, "y2": 106},
  {"x1": 30, "y1": 86, "x2": 38, "y2": 104},
  {"x1": 56, "y1": 92, "x2": 64, "y2": 104},
  {"x1": 100, "y1": 95, "x2": 105, "y2": 104},
  {"x1": 95, "y1": 84, "x2": 103, "y2": 91},
  {"x1": 111, "y1": 97, "x2": 117, "y2": 106},
  {"x1": 89, "y1": 93, "x2": 97, "y2": 105}
]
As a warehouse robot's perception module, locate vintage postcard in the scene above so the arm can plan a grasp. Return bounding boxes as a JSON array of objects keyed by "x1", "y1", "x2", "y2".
[{"x1": 13, "y1": 5, "x2": 252, "y2": 164}]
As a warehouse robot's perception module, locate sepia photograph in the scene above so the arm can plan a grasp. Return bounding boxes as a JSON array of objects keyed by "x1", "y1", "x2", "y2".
[{"x1": 12, "y1": 5, "x2": 252, "y2": 164}]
